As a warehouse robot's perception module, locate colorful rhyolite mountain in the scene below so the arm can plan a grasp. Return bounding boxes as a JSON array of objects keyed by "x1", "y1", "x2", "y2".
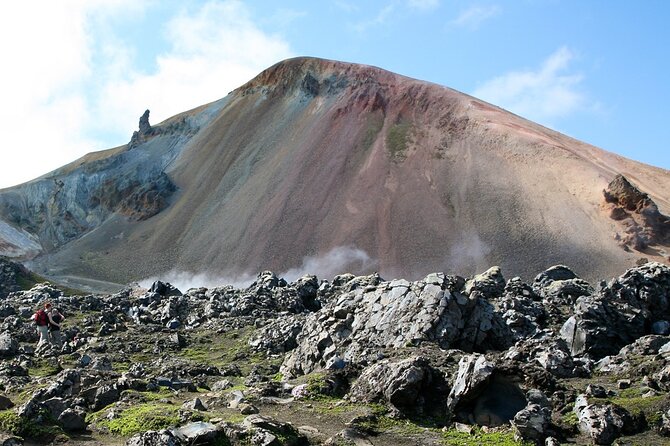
[{"x1": 0, "y1": 57, "x2": 668, "y2": 290}]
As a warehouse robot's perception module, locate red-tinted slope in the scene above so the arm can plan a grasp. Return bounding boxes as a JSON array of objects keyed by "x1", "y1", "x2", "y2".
[{"x1": 17, "y1": 57, "x2": 670, "y2": 284}]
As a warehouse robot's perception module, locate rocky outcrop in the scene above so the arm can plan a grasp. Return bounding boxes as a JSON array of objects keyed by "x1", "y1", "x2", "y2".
[
  {"x1": 0, "y1": 257, "x2": 34, "y2": 298},
  {"x1": 278, "y1": 272, "x2": 513, "y2": 377},
  {"x1": 604, "y1": 174, "x2": 670, "y2": 250},
  {"x1": 560, "y1": 262, "x2": 670, "y2": 359}
]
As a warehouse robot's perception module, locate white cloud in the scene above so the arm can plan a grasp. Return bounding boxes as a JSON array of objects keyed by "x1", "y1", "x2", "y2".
[
  {"x1": 0, "y1": 1, "x2": 292, "y2": 188},
  {"x1": 333, "y1": 1, "x2": 359, "y2": 13},
  {"x1": 450, "y1": 5, "x2": 500, "y2": 29},
  {"x1": 353, "y1": 3, "x2": 396, "y2": 33},
  {"x1": 97, "y1": 0, "x2": 293, "y2": 142},
  {"x1": 407, "y1": 0, "x2": 440, "y2": 11},
  {"x1": 473, "y1": 47, "x2": 589, "y2": 123}
]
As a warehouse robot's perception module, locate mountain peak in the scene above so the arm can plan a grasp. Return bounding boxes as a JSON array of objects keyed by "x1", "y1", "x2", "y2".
[{"x1": 238, "y1": 57, "x2": 401, "y2": 96}]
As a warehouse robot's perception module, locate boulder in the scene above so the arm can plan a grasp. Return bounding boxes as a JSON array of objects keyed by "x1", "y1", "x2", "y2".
[
  {"x1": 58, "y1": 407, "x2": 88, "y2": 432},
  {"x1": 464, "y1": 266, "x2": 506, "y2": 298},
  {"x1": 511, "y1": 403, "x2": 551, "y2": 444},
  {"x1": 0, "y1": 332, "x2": 18, "y2": 358},
  {"x1": 171, "y1": 422, "x2": 220, "y2": 444},
  {"x1": 182, "y1": 397, "x2": 207, "y2": 411},
  {"x1": 93, "y1": 385, "x2": 120, "y2": 411},
  {"x1": 447, "y1": 355, "x2": 527, "y2": 426},
  {"x1": 125, "y1": 430, "x2": 179, "y2": 446},
  {"x1": 0, "y1": 433, "x2": 22, "y2": 446},
  {"x1": 0, "y1": 395, "x2": 14, "y2": 410},
  {"x1": 349, "y1": 356, "x2": 447, "y2": 415},
  {"x1": 575, "y1": 398, "x2": 636, "y2": 445}
]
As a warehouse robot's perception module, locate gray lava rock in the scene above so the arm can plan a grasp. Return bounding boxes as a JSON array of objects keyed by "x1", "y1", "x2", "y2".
[
  {"x1": 447, "y1": 354, "x2": 494, "y2": 413},
  {"x1": 0, "y1": 332, "x2": 18, "y2": 358},
  {"x1": 464, "y1": 266, "x2": 506, "y2": 298},
  {"x1": 93, "y1": 385, "x2": 120, "y2": 411},
  {"x1": 560, "y1": 295, "x2": 646, "y2": 359},
  {"x1": 171, "y1": 421, "x2": 220, "y2": 444},
  {"x1": 58, "y1": 407, "x2": 88, "y2": 432},
  {"x1": 447, "y1": 354, "x2": 527, "y2": 426},
  {"x1": 182, "y1": 397, "x2": 207, "y2": 411},
  {"x1": 512, "y1": 403, "x2": 551, "y2": 444},
  {"x1": 349, "y1": 356, "x2": 447, "y2": 415},
  {"x1": 125, "y1": 430, "x2": 179, "y2": 446},
  {"x1": 575, "y1": 397, "x2": 635, "y2": 445},
  {"x1": 280, "y1": 272, "x2": 512, "y2": 377}
]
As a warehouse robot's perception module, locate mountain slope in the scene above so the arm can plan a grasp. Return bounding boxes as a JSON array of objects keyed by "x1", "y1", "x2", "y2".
[{"x1": 1, "y1": 57, "x2": 668, "y2": 287}]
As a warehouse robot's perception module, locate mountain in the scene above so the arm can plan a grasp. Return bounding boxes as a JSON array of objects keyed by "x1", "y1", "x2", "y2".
[{"x1": 0, "y1": 57, "x2": 668, "y2": 290}]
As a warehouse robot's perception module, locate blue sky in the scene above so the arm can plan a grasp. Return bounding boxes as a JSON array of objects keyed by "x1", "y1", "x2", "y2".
[{"x1": 0, "y1": 0, "x2": 668, "y2": 188}]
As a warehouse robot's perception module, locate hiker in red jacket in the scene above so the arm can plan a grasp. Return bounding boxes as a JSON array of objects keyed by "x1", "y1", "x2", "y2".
[{"x1": 32, "y1": 302, "x2": 51, "y2": 347}]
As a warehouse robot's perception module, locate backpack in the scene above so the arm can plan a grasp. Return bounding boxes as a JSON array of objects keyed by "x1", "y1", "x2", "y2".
[{"x1": 35, "y1": 309, "x2": 48, "y2": 326}]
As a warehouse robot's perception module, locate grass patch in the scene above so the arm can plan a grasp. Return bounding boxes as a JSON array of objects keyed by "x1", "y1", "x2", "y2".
[
  {"x1": 442, "y1": 427, "x2": 530, "y2": 446},
  {"x1": 87, "y1": 403, "x2": 180, "y2": 436},
  {"x1": 28, "y1": 359, "x2": 61, "y2": 378},
  {"x1": 0, "y1": 409, "x2": 63, "y2": 440},
  {"x1": 386, "y1": 121, "x2": 412, "y2": 161},
  {"x1": 177, "y1": 327, "x2": 279, "y2": 377},
  {"x1": 611, "y1": 394, "x2": 666, "y2": 425},
  {"x1": 360, "y1": 115, "x2": 384, "y2": 152}
]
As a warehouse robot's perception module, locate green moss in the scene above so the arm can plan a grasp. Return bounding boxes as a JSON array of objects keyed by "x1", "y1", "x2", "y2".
[
  {"x1": 87, "y1": 403, "x2": 180, "y2": 436},
  {"x1": 610, "y1": 395, "x2": 666, "y2": 424},
  {"x1": 442, "y1": 427, "x2": 529, "y2": 446},
  {"x1": 386, "y1": 122, "x2": 412, "y2": 161},
  {"x1": 0, "y1": 410, "x2": 63, "y2": 440},
  {"x1": 361, "y1": 115, "x2": 384, "y2": 152},
  {"x1": 561, "y1": 411, "x2": 579, "y2": 428}
]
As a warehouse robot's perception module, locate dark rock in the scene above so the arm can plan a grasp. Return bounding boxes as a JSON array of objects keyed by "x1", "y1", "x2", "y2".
[
  {"x1": 652, "y1": 320, "x2": 670, "y2": 335},
  {"x1": 660, "y1": 409, "x2": 670, "y2": 436},
  {"x1": 182, "y1": 397, "x2": 207, "y2": 411},
  {"x1": 43, "y1": 397, "x2": 67, "y2": 419},
  {"x1": 0, "y1": 395, "x2": 13, "y2": 410},
  {"x1": 239, "y1": 403, "x2": 259, "y2": 415},
  {"x1": 58, "y1": 407, "x2": 88, "y2": 432},
  {"x1": 93, "y1": 385, "x2": 120, "y2": 411},
  {"x1": 150, "y1": 281, "x2": 182, "y2": 297},
  {"x1": 0, "y1": 433, "x2": 23, "y2": 446}
]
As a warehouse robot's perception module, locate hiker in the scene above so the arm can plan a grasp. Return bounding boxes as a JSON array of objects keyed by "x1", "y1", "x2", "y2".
[
  {"x1": 32, "y1": 302, "x2": 51, "y2": 347},
  {"x1": 48, "y1": 306, "x2": 65, "y2": 348}
]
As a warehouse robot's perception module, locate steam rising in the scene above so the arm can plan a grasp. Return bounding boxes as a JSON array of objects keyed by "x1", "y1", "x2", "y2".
[
  {"x1": 139, "y1": 246, "x2": 375, "y2": 291},
  {"x1": 281, "y1": 246, "x2": 375, "y2": 282},
  {"x1": 447, "y1": 232, "x2": 491, "y2": 276}
]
